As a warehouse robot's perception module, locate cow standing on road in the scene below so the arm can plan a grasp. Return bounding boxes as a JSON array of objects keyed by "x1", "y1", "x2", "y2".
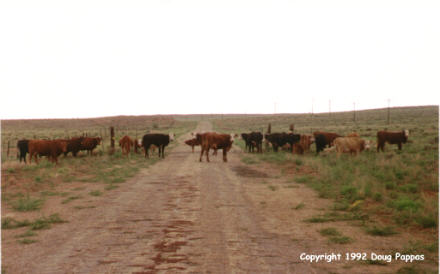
[
  {"x1": 196, "y1": 132, "x2": 233, "y2": 162},
  {"x1": 142, "y1": 133, "x2": 172, "y2": 158},
  {"x1": 185, "y1": 138, "x2": 200, "y2": 153}
]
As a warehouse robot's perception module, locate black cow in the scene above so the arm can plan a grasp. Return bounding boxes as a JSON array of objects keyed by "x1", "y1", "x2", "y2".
[
  {"x1": 248, "y1": 132, "x2": 263, "y2": 153},
  {"x1": 17, "y1": 139, "x2": 29, "y2": 163},
  {"x1": 315, "y1": 134, "x2": 327, "y2": 154},
  {"x1": 142, "y1": 133, "x2": 171, "y2": 158},
  {"x1": 265, "y1": 133, "x2": 300, "y2": 152},
  {"x1": 241, "y1": 133, "x2": 251, "y2": 152}
]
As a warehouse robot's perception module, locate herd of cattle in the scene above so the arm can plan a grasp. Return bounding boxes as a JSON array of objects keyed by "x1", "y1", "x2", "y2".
[
  {"x1": 16, "y1": 133, "x2": 175, "y2": 165},
  {"x1": 17, "y1": 137, "x2": 102, "y2": 164},
  {"x1": 184, "y1": 129, "x2": 410, "y2": 162},
  {"x1": 15, "y1": 129, "x2": 409, "y2": 164}
]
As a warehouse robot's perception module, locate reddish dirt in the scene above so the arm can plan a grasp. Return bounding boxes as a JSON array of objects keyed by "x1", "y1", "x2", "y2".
[{"x1": 2, "y1": 121, "x2": 438, "y2": 273}]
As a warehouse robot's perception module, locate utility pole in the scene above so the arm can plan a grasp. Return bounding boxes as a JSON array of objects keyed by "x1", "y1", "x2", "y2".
[
  {"x1": 353, "y1": 102, "x2": 356, "y2": 122},
  {"x1": 387, "y1": 99, "x2": 391, "y2": 125},
  {"x1": 329, "y1": 99, "x2": 331, "y2": 116}
]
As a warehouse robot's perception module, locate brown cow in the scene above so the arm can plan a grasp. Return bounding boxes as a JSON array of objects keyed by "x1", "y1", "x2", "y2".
[
  {"x1": 133, "y1": 139, "x2": 142, "y2": 154},
  {"x1": 81, "y1": 137, "x2": 101, "y2": 155},
  {"x1": 119, "y1": 135, "x2": 134, "y2": 156},
  {"x1": 293, "y1": 135, "x2": 314, "y2": 155},
  {"x1": 185, "y1": 138, "x2": 200, "y2": 153},
  {"x1": 196, "y1": 132, "x2": 233, "y2": 162},
  {"x1": 347, "y1": 132, "x2": 359, "y2": 137},
  {"x1": 377, "y1": 130, "x2": 409, "y2": 152},
  {"x1": 28, "y1": 139, "x2": 68, "y2": 164},
  {"x1": 313, "y1": 131, "x2": 341, "y2": 147}
]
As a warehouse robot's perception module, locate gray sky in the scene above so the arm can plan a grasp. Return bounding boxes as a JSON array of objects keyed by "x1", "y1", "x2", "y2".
[{"x1": 1, "y1": 0, "x2": 439, "y2": 119}]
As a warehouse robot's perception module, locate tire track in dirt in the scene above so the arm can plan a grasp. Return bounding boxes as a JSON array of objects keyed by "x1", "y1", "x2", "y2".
[{"x1": 4, "y1": 121, "x2": 318, "y2": 273}]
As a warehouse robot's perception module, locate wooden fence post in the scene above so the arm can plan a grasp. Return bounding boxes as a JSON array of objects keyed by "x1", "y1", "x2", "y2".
[{"x1": 110, "y1": 126, "x2": 115, "y2": 155}]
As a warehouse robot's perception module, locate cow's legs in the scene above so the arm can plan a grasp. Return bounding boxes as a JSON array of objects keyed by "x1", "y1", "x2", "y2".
[
  {"x1": 398, "y1": 143, "x2": 402, "y2": 150},
  {"x1": 377, "y1": 142, "x2": 385, "y2": 152},
  {"x1": 206, "y1": 147, "x2": 210, "y2": 162},
  {"x1": 223, "y1": 148, "x2": 227, "y2": 162},
  {"x1": 199, "y1": 146, "x2": 204, "y2": 162}
]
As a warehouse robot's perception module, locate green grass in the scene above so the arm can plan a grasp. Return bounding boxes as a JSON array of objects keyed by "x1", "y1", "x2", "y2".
[
  {"x1": 11, "y1": 196, "x2": 44, "y2": 212},
  {"x1": 365, "y1": 225, "x2": 397, "y2": 236},
  {"x1": 304, "y1": 211, "x2": 368, "y2": 223},
  {"x1": 15, "y1": 230, "x2": 37, "y2": 238},
  {"x1": 30, "y1": 214, "x2": 67, "y2": 230},
  {"x1": 104, "y1": 184, "x2": 119, "y2": 191},
  {"x1": 241, "y1": 156, "x2": 259, "y2": 165},
  {"x1": 328, "y1": 236, "x2": 352, "y2": 244},
  {"x1": 319, "y1": 227, "x2": 341, "y2": 236},
  {"x1": 89, "y1": 190, "x2": 103, "y2": 197},
  {"x1": 17, "y1": 238, "x2": 37, "y2": 244},
  {"x1": 268, "y1": 185, "x2": 277, "y2": 191},
  {"x1": 73, "y1": 205, "x2": 96, "y2": 210},
  {"x1": 318, "y1": 227, "x2": 352, "y2": 244},
  {"x1": 2, "y1": 217, "x2": 31, "y2": 229},
  {"x1": 2, "y1": 214, "x2": 66, "y2": 231},
  {"x1": 292, "y1": 203, "x2": 305, "y2": 210},
  {"x1": 61, "y1": 195, "x2": 82, "y2": 204}
]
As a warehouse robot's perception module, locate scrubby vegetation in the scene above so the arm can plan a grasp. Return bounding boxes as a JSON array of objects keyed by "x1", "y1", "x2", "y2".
[{"x1": 214, "y1": 106, "x2": 438, "y2": 233}]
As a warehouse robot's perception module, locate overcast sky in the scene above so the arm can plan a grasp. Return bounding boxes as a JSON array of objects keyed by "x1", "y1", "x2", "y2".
[{"x1": 1, "y1": 0, "x2": 439, "y2": 119}]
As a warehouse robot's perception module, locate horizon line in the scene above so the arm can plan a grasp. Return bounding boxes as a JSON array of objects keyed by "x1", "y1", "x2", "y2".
[{"x1": 1, "y1": 105, "x2": 438, "y2": 121}]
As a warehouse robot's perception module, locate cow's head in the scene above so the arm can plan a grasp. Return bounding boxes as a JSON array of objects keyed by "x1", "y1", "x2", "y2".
[
  {"x1": 403, "y1": 129, "x2": 409, "y2": 142},
  {"x1": 96, "y1": 137, "x2": 102, "y2": 145},
  {"x1": 169, "y1": 133, "x2": 175, "y2": 142},
  {"x1": 365, "y1": 140, "x2": 374, "y2": 150}
]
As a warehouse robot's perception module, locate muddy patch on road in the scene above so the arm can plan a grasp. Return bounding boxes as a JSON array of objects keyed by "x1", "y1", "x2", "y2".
[{"x1": 231, "y1": 165, "x2": 269, "y2": 178}]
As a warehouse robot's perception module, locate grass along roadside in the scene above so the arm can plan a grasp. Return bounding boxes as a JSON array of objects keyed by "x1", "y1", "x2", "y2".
[{"x1": 222, "y1": 109, "x2": 438, "y2": 232}]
